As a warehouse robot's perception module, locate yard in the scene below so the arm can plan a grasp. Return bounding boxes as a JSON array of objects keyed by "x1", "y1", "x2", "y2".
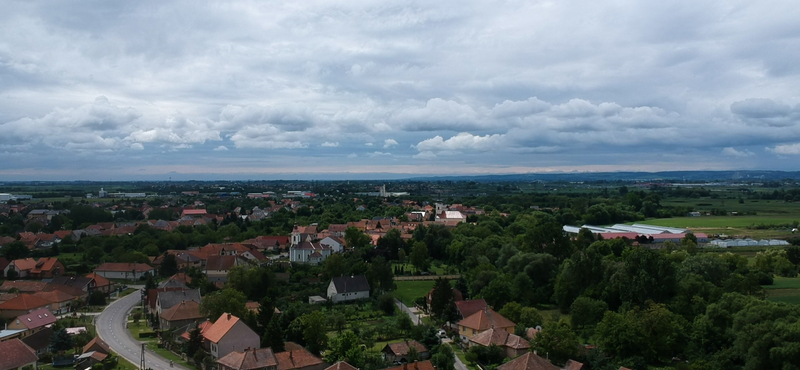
[
  {"x1": 126, "y1": 320, "x2": 197, "y2": 369},
  {"x1": 393, "y1": 280, "x2": 437, "y2": 306}
]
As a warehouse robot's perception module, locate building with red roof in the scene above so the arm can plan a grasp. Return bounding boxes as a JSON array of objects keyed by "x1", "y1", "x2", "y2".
[
  {"x1": 0, "y1": 293, "x2": 53, "y2": 319},
  {"x1": 202, "y1": 313, "x2": 259, "y2": 359}
]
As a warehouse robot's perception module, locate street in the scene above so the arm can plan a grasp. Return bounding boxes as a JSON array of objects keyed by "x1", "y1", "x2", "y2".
[
  {"x1": 394, "y1": 299, "x2": 468, "y2": 370},
  {"x1": 96, "y1": 288, "x2": 188, "y2": 370}
]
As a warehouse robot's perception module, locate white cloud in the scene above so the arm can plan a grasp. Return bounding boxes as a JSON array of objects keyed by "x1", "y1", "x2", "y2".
[
  {"x1": 213, "y1": 146, "x2": 229, "y2": 151},
  {"x1": 130, "y1": 143, "x2": 144, "y2": 150},
  {"x1": 413, "y1": 151, "x2": 437, "y2": 159},
  {"x1": 767, "y1": 143, "x2": 800, "y2": 155},
  {"x1": 722, "y1": 147, "x2": 753, "y2": 157},
  {"x1": 321, "y1": 142, "x2": 339, "y2": 147},
  {"x1": 383, "y1": 139, "x2": 398, "y2": 148},
  {"x1": 365, "y1": 143, "x2": 374, "y2": 146},
  {"x1": 415, "y1": 132, "x2": 505, "y2": 153},
  {"x1": 367, "y1": 151, "x2": 392, "y2": 157}
]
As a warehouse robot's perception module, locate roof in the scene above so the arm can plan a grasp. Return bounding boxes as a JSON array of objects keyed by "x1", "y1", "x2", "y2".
[
  {"x1": 324, "y1": 362, "x2": 358, "y2": 370},
  {"x1": 43, "y1": 283, "x2": 87, "y2": 298},
  {"x1": 0, "y1": 339, "x2": 38, "y2": 370},
  {"x1": 160, "y1": 300, "x2": 203, "y2": 321},
  {"x1": 158, "y1": 289, "x2": 201, "y2": 311},
  {"x1": 455, "y1": 299, "x2": 488, "y2": 319},
  {"x1": 14, "y1": 308, "x2": 57, "y2": 330},
  {"x1": 217, "y1": 348, "x2": 278, "y2": 370},
  {"x1": 468, "y1": 328, "x2": 529, "y2": 350},
  {"x1": 382, "y1": 360, "x2": 436, "y2": 370},
  {"x1": 180, "y1": 320, "x2": 212, "y2": 341},
  {"x1": 21, "y1": 327, "x2": 54, "y2": 352},
  {"x1": 383, "y1": 340, "x2": 428, "y2": 356},
  {"x1": 83, "y1": 336, "x2": 111, "y2": 355},
  {"x1": 458, "y1": 308, "x2": 515, "y2": 331},
  {"x1": 95, "y1": 262, "x2": 153, "y2": 273},
  {"x1": 203, "y1": 313, "x2": 242, "y2": 343},
  {"x1": 331, "y1": 275, "x2": 370, "y2": 294},
  {"x1": 30, "y1": 257, "x2": 62, "y2": 274},
  {"x1": 34, "y1": 289, "x2": 77, "y2": 304},
  {"x1": 1, "y1": 280, "x2": 48, "y2": 293},
  {"x1": 274, "y1": 349, "x2": 324, "y2": 370},
  {"x1": 0, "y1": 293, "x2": 51, "y2": 311},
  {"x1": 206, "y1": 255, "x2": 239, "y2": 271},
  {"x1": 85, "y1": 273, "x2": 113, "y2": 287},
  {"x1": 9, "y1": 258, "x2": 38, "y2": 272},
  {"x1": 182, "y1": 209, "x2": 208, "y2": 215},
  {"x1": 50, "y1": 275, "x2": 92, "y2": 289},
  {"x1": 495, "y1": 352, "x2": 560, "y2": 370},
  {"x1": 562, "y1": 360, "x2": 584, "y2": 370}
]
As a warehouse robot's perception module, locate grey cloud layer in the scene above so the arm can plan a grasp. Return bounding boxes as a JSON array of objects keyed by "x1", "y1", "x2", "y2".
[{"x1": 1, "y1": 0, "x2": 800, "y2": 177}]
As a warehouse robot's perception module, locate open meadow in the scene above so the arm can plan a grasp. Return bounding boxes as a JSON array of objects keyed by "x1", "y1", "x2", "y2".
[{"x1": 763, "y1": 277, "x2": 800, "y2": 305}]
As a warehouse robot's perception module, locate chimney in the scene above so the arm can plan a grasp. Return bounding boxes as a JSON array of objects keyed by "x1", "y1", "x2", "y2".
[{"x1": 227, "y1": 313, "x2": 231, "y2": 320}]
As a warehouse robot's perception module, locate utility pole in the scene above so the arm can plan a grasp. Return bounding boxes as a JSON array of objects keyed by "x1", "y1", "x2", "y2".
[{"x1": 140, "y1": 343, "x2": 146, "y2": 370}]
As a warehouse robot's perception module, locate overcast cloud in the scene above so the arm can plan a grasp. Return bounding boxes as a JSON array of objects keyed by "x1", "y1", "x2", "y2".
[{"x1": 2, "y1": 0, "x2": 800, "y2": 179}]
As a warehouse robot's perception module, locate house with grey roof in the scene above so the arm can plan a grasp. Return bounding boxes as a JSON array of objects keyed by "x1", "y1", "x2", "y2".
[
  {"x1": 326, "y1": 275, "x2": 370, "y2": 303},
  {"x1": 156, "y1": 289, "x2": 201, "y2": 315}
]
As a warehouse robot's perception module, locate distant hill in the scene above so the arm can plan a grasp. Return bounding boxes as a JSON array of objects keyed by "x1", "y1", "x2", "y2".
[{"x1": 405, "y1": 170, "x2": 800, "y2": 182}]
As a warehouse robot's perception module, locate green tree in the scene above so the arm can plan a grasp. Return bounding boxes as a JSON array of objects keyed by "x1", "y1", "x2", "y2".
[
  {"x1": 301, "y1": 311, "x2": 328, "y2": 355},
  {"x1": 263, "y1": 318, "x2": 285, "y2": 352},
  {"x1": 367, "y1": 256, "x2": 395, "y2": 293},
  {"x1": 49, "y1": 328, "x2": 74, "y2": 354},
  {"x1": 531, "y1": 319, "x2": 580, "y2": 366},
  {"x1": 345, "y1": 227, "x2": 372, "y2": 250},
  {"x1": 410, "y1": 242, "x2": 430, "y2": 272},
  {"x1": 185, "y1": 327, "x2": 203, "y2": 357},
  {"x1": 1, "y1": 241, "x2": 29, "y2": 260},
  {"x1": 322, "y1": 254, "x2": 348, "y2": 280},
  {"x1": 159, "y1": 253, "x2": 179, "y2": 277},
  {"x1": 570, "y1": 297, "x2": 608, "y2": 330},
  {"x1": 430, "y1": 278, "x2": 457, "y2": 322},
  {"x1": 257, "y1": 298, "x2": 275, "y2": 335},
  {"x1": 325, "y1": 330, "x2": 365, "y2": 368},
  {"x1": 200, "y1": 288, "x2": 247, "y2": 319},
  {"x1": 430, "y1": 344, "x2": 456, "y2": 370}
]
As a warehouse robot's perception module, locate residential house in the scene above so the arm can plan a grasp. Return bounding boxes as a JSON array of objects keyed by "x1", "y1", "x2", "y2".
[
  {"x1": 160, "y1": 273, "x2": 192, "y2": 288},
  {"x1": 325, "y1": 225, "x2": 348, "y2": 238},
  {"x1": 217, "y1": 348, "x2": 278, "y2": 370},
  {"x1": 0, "y1": 294, "x2": 52, "y2": 319},
  {"x1": 457, "y1": 308, "x2": 515, "y2": 341},
  {"x1": 290, "y1": 225, "x2": 317, "y2": 246},
  {"x1": 242, "y1": 236, "x2": 290, "y2": 252},
  {"x1": 468, "y1": 328, "x2": 530, "y2": 358},
  {"x1": 454, "y1": 299, "x2": 488, "y2": 320},
  {"x1": 27, "y1": 258, "x2": 64, "y2": 279},
  {"x1": 290, "y1": 242, "x2": 331, "y2": 265},
  {"x1": 381, "y1": 340, "x2": 429, "y2": 363},
  {"x1": 327, "y1": 275, "x2": 370, "y2": 303},
  {"x1": 20, "y1": 327, "x2": 53, "y2": 357},
  {"x1": 3, "y1": 259, "x2": 38, "y2": 278},
  {"x1": 156, "y1": 289, "x2": 201, "y2": 315},
  {"x1": 84, "y1": 273, "x2": 115, "y2": 294},
  {"x1": 7, "y1": 309, "x2": 57, "y2": 338},
  {"x1": 205, "y1": 255, "x2": 246, "y2": 285},
  {"x1": 74, "y1": 351, "x2": 108, "y2": 370},
  {"x1": 324, "y1": 362, "x2": 357, "y2": 370},
  {"x1": 318, "y1": 237, "x2": 344, "y2": 253},
  {"x1": 41, "y1": 284, "x2": 88, "y2": 303},
  {"x1": 181, "y1": 209, "x2": 208, "y2": 218},
  {"x1": 562, "y1": 360, "x2": 584, "y2": 370},
  {"x1": 381, "y1": 360, "x2": 436, "y2": 370},
  {"x1": 32, "y1": 290, "x2": 78, "y2": 315},
  {"x1": 159, "y1": 300, "x2": 203, "y2": 330},
  {"x1": 82, "y1": 337, "x2": 111, "y2": 356},
  {"x1": 198, "y1": 244, "x2": 267, "y2": 263},
  {"x1": 202, "y1": 313, "x2": 260, "y2": 359},
  {"x1": 495, "y1": 352, "x2": 560, "y2": 370},
  {"x1": 49, "y1": 276, "x2": 94, "y2": 292},
  {"x1": 275, "y1": 348, "x2": 326, "y2": 370},
  {"x1": 146, "y1": 287, "x2": 186, "y2": 313},
  {"x1": 0, "y1": 338, "x2": 38, "y2": 370},
  {"x1": 93, "y1": 263, "x2": 155, "y2": 280}
]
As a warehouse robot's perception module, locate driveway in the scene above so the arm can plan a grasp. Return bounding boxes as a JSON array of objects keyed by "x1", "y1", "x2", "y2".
[{"x1": 96, "y1": 288, "x2": 189, "y2": 370}]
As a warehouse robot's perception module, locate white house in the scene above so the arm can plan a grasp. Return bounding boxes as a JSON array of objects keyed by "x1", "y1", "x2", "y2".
[
  {"x1": 327, "y1": 275, "x2": 370, "y2": 303},
  {"x1": 203, "y1": 313, "x2": 260, "y2": 359},
  {"x1": 290, "y1": 242, "x2": 332, "y2": 264},
  {"x1": 319, "y1": 236, "x2": 345, "y2": 253},
  {"x1": 93, "y1": 263, "x2": 155, "y2": 280}
]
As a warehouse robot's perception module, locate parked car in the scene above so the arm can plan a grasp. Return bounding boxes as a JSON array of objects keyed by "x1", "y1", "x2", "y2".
[{"x1": 437, "y1": 329, "x2": 447, "y2": 338}]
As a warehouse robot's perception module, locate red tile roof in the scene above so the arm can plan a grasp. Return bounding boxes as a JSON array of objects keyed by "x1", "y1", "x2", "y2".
[
  {"x1": 83, "y1": 336, "x2": 111, "y2": 355},
  {"x1": 95, "y1": 262, "x2": 153, "y2": 273},
  {"x1": 382, "y1": 360, "x2": 436, "y2": 370},
  {"x1": 33, "y1": 289, "x2": 76, "y2": 304},
  {"x1": 14, "y1": 308, "x2": 57, "y2": 330},
  {"x1": 325, "y1": 362, "x2": 357, "y2": 370},
  {"x1": 384, "y1": 340, "x2": 428, "y2": 356},
  {"x1": 496, "y1": 353, "x2": 559, "y2": 370},
  {"x1": 458, "y1": 308, "x2": 515, "y2": 331},
  {"x1": 0, "y1": 293, "x2": 51, "y2": 311},
  {"x1": 217, "y1": 348, "x2": 278, "y2": 370},
  {"x1": 206, "y1": 255, "x2": 238, "y2": 271},
  {"x1": 274, "y1": 349, "x2": 324, "y2": 370},
  {"x1": 203, "y1": 313, "x2": 241, "y2": 343},
  {"x1": 468, "y1": 328, "x2": 529, "y2": 350},
  {"x1": 9, "y1": 258, "x2": 38, "y2": 272},
  {"x1": 0, "y1": 339, "x2": 38, "y2": 370},
  {"x1": 1, "y1": 281, "x2": 48, "y2": 293},
  {"x1": 455, "y1": 299, "x2": 488, "y2": 319},
  {"x1": 160, "y1": 300, "x2": 203, "y2": 322},
  {"x1": 86, "y1": 273, "x2": 114, "y2": 288}
]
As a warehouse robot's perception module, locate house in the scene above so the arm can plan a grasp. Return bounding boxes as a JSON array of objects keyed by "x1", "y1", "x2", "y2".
[
  {"x1": 181, "y1": 209, "x2": 208, "y2": 218},
  {"x1": 318, "y1": 237, "x2": 345, "y2": 253},
  {"x1": 83, "y1": 337, "x2": 111, "y2": 356},
  {"x1": 93, "y1": 262, "x2": 155, "y2": 280},
  {"x1": 7, "y1": 309, "x2": 58, "y2": 336},
  {"x1": 202, "y1": 313, "x2": 260, "y2": 359},
  {"x1": 217, "y1": 348, "x2": 278, "y2": 370},
  {"x1": 146, "y1": 287, "x2": 186, "y2": 313},
  {"x1": 84, "y1": 273, "x2": 116, "y2": 294},
  {"x1": 562, "y1": 360, "x2": 584, "y2": 370},
  {"x1": 290, "y1": 225, "x2": 317, "y2": 246},
  {"x1": 381, "y1": 360, "x2": 436, "y2": 370},
  {"x1": 1, "y1": 281, "x2": 48, "y2": 294},
  {"x1": 324, "y1": 362, "x2": 357, "y2": 370},
  {"x1": 0, "y1": 338, "x2": 38, "y2": 370},
  {"x1": 205, "y1": 255, "x2": 246, "y2": 285},
  {"x1": 161, "y1": 273, "x2": 193, "y2": 288},
  {"x1": 41, "y1": 284, "x2": 88, "y2": 302},
  {"x1": 275, "y1": 348, "x2": 326, "y2": 370},
  {"x1": 381, "y1": 340, "x2": 429, "y2": 363},
  {"x1": 495, "y1": 352, "x2": 560, "y2": 370},
  {"x1": 32, "y1": 290, "x2": 78, "y2": 315},
  {"x1": 327, "y1": 276, "x2": 370, "y2": 303},
  {"x1": 457, "y1": 308, "x2": 515, "y2": 341},
  {"x1": 20, "y1": 327, "x2": 53, "y2": 357},
  {"x1": 28, "y1": 258, "x2": 64, "y2": 279},
  {"x1": 435, "y1": 211, "x2": 466, "y2": 223},
  {"x1": 454, "y1": 299, "x2": 488, "y2": 320},
  {"x1": 159, "y1": 300, "x2": 203, "y2": 330},
  {"x1": 49, "y1": 276, "x2": 95, "y2": 292},
  {"x1": 4, "y1": 258, "x2": 39, "y2": 278},
  {"x1": 243, "y1": 236, "x2": 290, "y2": 251},
  {"x1": 156, "y1": 289, "x2": 201, "y2": 315},
  {"x1": 0, "y1": 294, "x2": 52, "y2": 319},
  {"x1": 290, "y1": 242, "x2": 331, "y2": 265},
  {"x1": 74, "y1": 351, "x2": 108, "y2": 370},
  {"x1": 468, "y1": 328, "x2": 530, "y2": 358}
]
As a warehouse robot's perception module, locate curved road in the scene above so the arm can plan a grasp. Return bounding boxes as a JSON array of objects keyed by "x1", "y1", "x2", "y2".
[{"x1": 96, "y1": 288, "x2": 188, "y2": 370}]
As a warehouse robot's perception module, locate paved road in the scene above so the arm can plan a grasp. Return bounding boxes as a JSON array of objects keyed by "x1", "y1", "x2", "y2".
[
  {"x1": 395, "y1": 299, "x2": 469, "y2": 370},
  {"x1": 96, "y1": 288, "x2": 188, "y2": 370}
]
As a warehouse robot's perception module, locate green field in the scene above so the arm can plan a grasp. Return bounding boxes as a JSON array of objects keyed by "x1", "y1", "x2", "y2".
[
  {"x1": 639, "y1": 216, "x2": 799, "y2": 229},
  {"x1": 763, "y1": 277, "x2": 800, "y2": 305},
  {"x1": 393, "y1": 280, "x2": 436, "y2": 306}
]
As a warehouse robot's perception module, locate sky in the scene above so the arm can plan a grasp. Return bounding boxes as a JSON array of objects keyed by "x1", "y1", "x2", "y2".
[{"x1": 1, "y1": 0, "x2": 800, "y2": 180}]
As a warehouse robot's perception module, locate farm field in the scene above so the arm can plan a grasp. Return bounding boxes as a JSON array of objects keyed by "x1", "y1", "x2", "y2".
[{"x1": 763, "y1": 277, "x2": 800, "y2": 305}]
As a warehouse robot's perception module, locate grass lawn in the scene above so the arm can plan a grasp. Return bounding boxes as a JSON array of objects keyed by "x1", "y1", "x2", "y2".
[
  {"x1": 763, "y1": 277, "x2": 800, "y2": 305},
  {"x1": 127, "y1": 321, "x2": 197, "y2": 369},
  {"x1": 392, "y1": 262, "x2": 450, "y2": 275},
  {"x1": 119, "y1": 288, "x2": 138, "y2": 297},
  {"x1": 393, "y1": 280, "x2": 436, "y2": 306},
  {"x1": 453, "y1": 347, "x2": 479, "y2": 370}
]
